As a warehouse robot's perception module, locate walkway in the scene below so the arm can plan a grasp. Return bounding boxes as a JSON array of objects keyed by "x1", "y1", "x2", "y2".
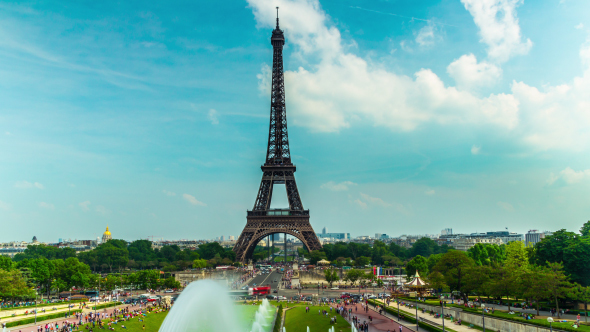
[
  {"x1": 336, "y1": 302, "x2": 416, "y2": 332},
  {"x1": 374, "y1": 300, "x2": 474, "y2": 332},
  {"x1": 3, "y1": 302, "x2": 134, "y2": 332}
]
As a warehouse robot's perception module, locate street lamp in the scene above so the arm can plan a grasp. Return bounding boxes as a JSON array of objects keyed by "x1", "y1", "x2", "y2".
[
  {"x1": 440, "y1": 296, "x2": 445, "y2": 332},
  {"x1": 416, "y1": 296, "x2": 419, "y2": 331},
  {"x1": 481, "y1": 303, "x2": 486, "y2": 332},
  {"x1": 397, "y1": 295, "x2": 400, "y2": 321},
  {"x1": 547, "y1": 317, "x2": 554, "y2": 332}
]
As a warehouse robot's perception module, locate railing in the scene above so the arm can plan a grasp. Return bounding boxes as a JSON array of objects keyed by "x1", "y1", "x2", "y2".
[{"x1": 247, "y1": 209, "x2": 309, "y2": 217}]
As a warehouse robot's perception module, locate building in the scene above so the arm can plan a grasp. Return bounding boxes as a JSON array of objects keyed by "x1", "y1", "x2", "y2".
[
  {"x1": 469, "y1": 231, "x2": 523, "y2": 244},
  {"x1": 525, "y1": 230, "x2": 552, "y2": 247},
  {"x1": 451, "y1": 237, "x2": 504, "y2": 251},
  {"x1": 102, "y1": 226, "x2": 112, "y2": 243},
  {"x1": 317, "y1": 232, "x2": 350, "y2": 241},
  {"x1": 322, "y1": 227, "x2": 327, "y2": 235},
  {"x1": 441, "y1": 228, "x2": 453, "y2": 236},
  {"x1": 375, "y1": 233, "x2": 389, "y2": 240},
  {"x1": 229, "y1": 235, "x2": 235, "y2": 241}
]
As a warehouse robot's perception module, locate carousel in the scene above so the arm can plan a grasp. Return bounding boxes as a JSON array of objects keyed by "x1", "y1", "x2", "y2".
[{"x1": 404, "y1": 271, "x2": 429, "y2": 297}]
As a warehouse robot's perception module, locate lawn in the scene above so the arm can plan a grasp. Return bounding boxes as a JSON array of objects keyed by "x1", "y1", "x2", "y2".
[
  {"x1": 87, "y1": 310, "x2": 168, "y2": 332},
  {"x1": 284, "y1": 305, "x2": 350, "y2": 332}
]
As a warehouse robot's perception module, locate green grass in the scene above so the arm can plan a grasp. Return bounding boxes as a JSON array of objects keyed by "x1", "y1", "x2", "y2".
[
  {"x1": 284, "y1": 305, "x2": 350, "y2": 332},
  {"x1": 1, "y1": 300, "x2": 85, "y2": 311},
  {"x1": 6, "y1": 310, "x2": 82, "y2": 328},
  {"x1": 87, "y1": 310, "x2": 168, "y2": 332}
]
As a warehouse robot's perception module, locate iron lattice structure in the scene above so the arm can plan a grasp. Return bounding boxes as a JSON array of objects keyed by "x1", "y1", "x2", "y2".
[{"x1": 234, "y1": 13, "x2": 321, "y2": 263}]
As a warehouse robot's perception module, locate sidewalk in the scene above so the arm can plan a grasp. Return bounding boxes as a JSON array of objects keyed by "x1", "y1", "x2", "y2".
[
  {"x1": 4, "y1": 302, "x2": 130, "y2": 332},
  {"x1": 375, "y1": 300, "x2": 473, "y2": 332},
  {"x1": 338, "y1": 302, "x2": 416, "y2": 332}
]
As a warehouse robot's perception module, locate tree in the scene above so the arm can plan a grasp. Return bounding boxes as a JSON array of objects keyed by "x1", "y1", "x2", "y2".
[
  {"x1": 462, "y1": 265, "x2": 492, "y2": 299},
  {"x1": 563, "y1": 236, "x2": 590, "y2": 286},
  {"x1": 406, "y1": 255, "x2": 428, "y2": 279},
  {"x1": 426, "y1": 271, "x2": 447, "y2": 295},
  {"x1": 354, "y1": 256, "x2": 371, "y2": 267},
  {"x1": 324, "y1": 269, "x2": 340, "y2": 288},
  {"x1": 504, "y1": 241, "x2": 529, "y2": 301},
  {"x1": 432, "y1": 250, "x2": 474, "y2": 302},
  {"x1": 163, "y1": 276, "x2": 181, "y2": 289},
  {"x1": 0, "y1": 269, "x2": 35, "y2": 301},
  {"x1": 308, "y1": 250, "x2": 327, "y2": 265},
  {"x1": 0, "y1": 256, "x2": 14, "y2": 271},
  {"x1": 581, "y1": 221, "x2": 590, "y2": 237},
  {"x1": 571, "y1": 284, "x2": 590, "y2": 322},
  {"x1": 545, "y1": 262, "x2": 572, "y2": 318},
  {"x1": 521, "y1": 265, "x2": 551, "y2": 316},
  {"x1": 345, "y1": 269, "x2": 364, "y2": 287}
]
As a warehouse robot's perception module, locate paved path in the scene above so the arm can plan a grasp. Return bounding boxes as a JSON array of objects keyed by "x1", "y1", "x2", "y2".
[
  {"x1": 3, "y1": 302, "x2": 136, "y2": 332},
  {"x1": 336, "y1": 302, "x2": 416, "y2": 332},
  {"x1": 374, "y1": 300, "x2": 473, "y2": 332}
]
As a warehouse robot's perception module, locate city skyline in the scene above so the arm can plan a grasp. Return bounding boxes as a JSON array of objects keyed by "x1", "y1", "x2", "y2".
[{"x1": 1, "y1": 0, "x2": 590, "y2": 241}]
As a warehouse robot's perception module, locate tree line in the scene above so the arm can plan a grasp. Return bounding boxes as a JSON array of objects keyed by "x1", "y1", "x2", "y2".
[{"x1": 12, "y1": 239, "x2": 237, "y2": 272}]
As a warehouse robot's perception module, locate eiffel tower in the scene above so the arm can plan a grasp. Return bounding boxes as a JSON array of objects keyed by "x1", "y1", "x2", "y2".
[{"x1": 233, "y1": 9, "x2": 322, "y2": 263}]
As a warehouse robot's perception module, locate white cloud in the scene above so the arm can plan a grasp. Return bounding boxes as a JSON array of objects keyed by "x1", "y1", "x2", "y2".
[
  {"x1": 68, "y1": 183, "x2": 76, "y2": 188},
  {"x1": 39, "y1": 202, "x2": 55, "y2": 210},
  {"x1": 497, "y1": 201, "x2": 515, "y2": 212},
  {"x1": 447, "y1": 54, "x2": 502, "y2": 89},
  {"x1": 0, "y1": 200, "x2": 10, "y2": 210},
  {"x1": 425, "y1": 189, "x2": 436, "y2": 195},
  {"x1": 250, "y1": 0, "x2": 519, "y2": 134},
  {"x1": 471, "y1": 145, "x2": 481, "y2": 155},
  {"x1": 353, "y1": 199, "x2": 367, "y2": 209},
  {"x1": 208, "y1": 109, "x2": 219, "y2": 125},
  {"x1": 95, "y1": 205, "x2": 110, "y2": 215},
  {"x1": 162, "y1": 190, "x2": 176, "y2": 196},
  {"x1": 79, "y1": 200, "x2": 91, "y2": 211},
  {"x1": 461, "y1": 0, "x2": 532, "y2": 62},
  {"x1": 14, "y1": 181, "x2": 44, "y2": 189},
  {"x1": 576, "y1": 23, "x2": 584, "y2": 30},
  {"x1": 415, "y1": 24, "x2": 437, "y2": 47},
  {"x1": 547, "y1": 167, "x2": 590, "y2": 185},
  {"x1": 5, "y1": 132, "x2": 11, "y2": 136},
  {"x1": 183, "y1": 193, "x2": 206, "y2": 206},
  {"x1": 248, "y1": 0, "x2": 589, "y2": 151},
  {"x1": 360, "y1": 193, "x2": 390, "y2": 207},
  {"x1": 320, "y1": 181, "x2": 356, "y2": 191}
]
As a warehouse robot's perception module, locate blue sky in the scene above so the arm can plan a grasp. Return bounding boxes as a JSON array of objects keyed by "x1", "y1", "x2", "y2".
[{"x1": 1, "y1": 0, "x2": 589, "y2": 242}]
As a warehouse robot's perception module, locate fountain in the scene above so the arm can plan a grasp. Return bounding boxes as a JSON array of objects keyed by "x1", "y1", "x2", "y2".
[{"x1": 159, "y1": 279, "x2": 275, "y2": 332}]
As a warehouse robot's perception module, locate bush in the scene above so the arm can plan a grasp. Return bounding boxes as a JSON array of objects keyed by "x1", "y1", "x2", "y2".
[
  {"x1": 273, "y1": 304, "x2": 283, "y2": 332},
  {"x1": 7, "y1": 310, "x2": 82, "y2": 328}
]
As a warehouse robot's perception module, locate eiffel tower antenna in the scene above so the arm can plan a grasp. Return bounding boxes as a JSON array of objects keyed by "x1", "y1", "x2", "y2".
[{"x1": 233, "y1": 8, "x2": 321, "y2": 263}]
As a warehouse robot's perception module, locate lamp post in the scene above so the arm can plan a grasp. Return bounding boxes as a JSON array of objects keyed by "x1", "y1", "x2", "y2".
[
  {"x1": 416, "y1": 296, "x2": 419, "y2": 331},
  {"x1": 481, "y1": 303, "x2": 486, "y2": 332},
  {"x1": 35, "y1": 291, "x2": 38, "y2": 324},
  {"x1": 397, "y1": 295, "x2": 400, "y2": 321},
  {"x1": 547, "y1": 317, "x2": 554, "y2": 332},
  {"x1": 441, "y1": 296, "x2": 445, "y2": 332}
]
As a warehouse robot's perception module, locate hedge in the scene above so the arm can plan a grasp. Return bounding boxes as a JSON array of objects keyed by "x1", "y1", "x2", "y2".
[
  {"x1": 273, "y1": 304, "x2": 283, "y2": 332},
  {"x1": 1, "y1": 299, "x2": 86, "y2": 311},
  {"x1": 91, "y1": 301, "x2": 121, "y2": 310},
  {"x1": 6, "y1": 310, "x2": 82, "y2": 328}
]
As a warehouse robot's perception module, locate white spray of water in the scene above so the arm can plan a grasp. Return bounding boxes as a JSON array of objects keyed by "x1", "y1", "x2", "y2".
[
  {"x1": 159, "y1": 280, "x2": 242, "y2": 332},
  {"x1": 307, "y1": 327, "x2": 310, "y2": 332},
  {"x1": 251, "y1": 299, "x2": 274, "y2": 332}
]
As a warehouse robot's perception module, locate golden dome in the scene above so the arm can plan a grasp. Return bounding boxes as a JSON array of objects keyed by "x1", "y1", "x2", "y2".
[{"x1": 103, "y1": 226, "x2": 111, "y2": 236}]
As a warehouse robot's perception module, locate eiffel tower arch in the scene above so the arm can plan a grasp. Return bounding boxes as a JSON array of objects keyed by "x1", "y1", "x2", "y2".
[{"x1": 233, "y1": 9, "x2": 322, "y2": 263}]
